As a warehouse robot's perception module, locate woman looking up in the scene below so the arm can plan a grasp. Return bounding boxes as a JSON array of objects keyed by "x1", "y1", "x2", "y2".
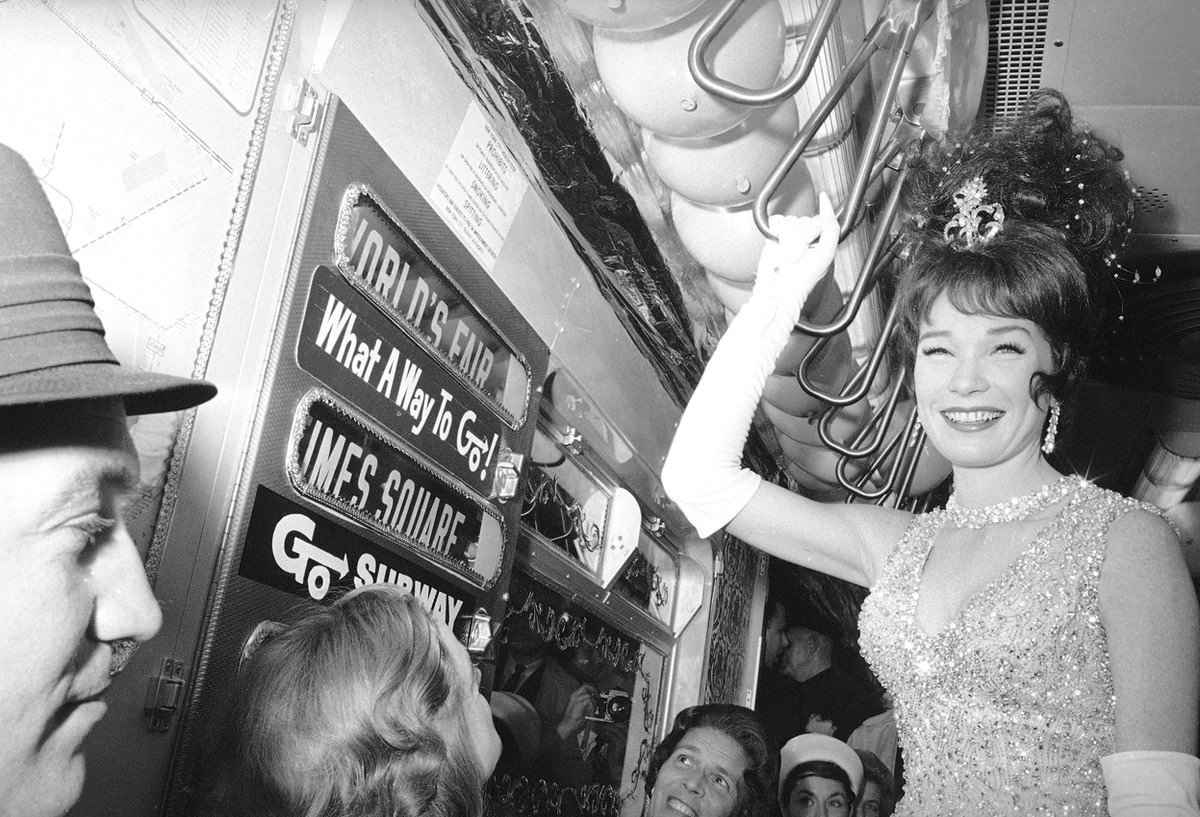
[
  {"x1": 644, "y1": 704, "x2": 779, "y2": 817},
  {"x1": 662, "y1": 89, "x2": 1199, "y2": 815},
  {"x1": 195, "y1": 585, "x2": 501, "y2": 817}
]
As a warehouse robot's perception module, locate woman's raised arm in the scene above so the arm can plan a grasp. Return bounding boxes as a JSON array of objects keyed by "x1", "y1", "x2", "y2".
[{"x1": 661, "y1": 193, "x2": 910, "y2": 588}]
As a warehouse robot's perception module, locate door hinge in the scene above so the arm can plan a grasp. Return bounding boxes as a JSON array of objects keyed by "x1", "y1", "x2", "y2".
[
  {"x1": 144, "y1": 657, "x2": 186, "y2": 733},
  {"x1": 288, "y1": 77, "x2": 324, "y2": 146}
]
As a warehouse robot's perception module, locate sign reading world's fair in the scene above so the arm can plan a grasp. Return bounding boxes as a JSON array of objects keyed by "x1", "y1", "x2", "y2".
[{"x1": 333, "y1": 184, "x2": 532, "y2": 429}]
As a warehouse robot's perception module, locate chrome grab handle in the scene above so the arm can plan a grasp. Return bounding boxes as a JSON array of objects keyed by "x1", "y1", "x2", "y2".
[
  {"x1": 835, "y1": 393, "x2": 922, "y2": 502},
  {"x1": 819, "y1": 355, "x2": 907, "y2": 457},
  {"x1": 752, "y1": 0, "x2": 935, "y2": 241},
  {"x1": 794, "y1": 157, "x2": 910, "y2": 337},
  {"x1": 688, "y1": 0, "x2": 843, "y2": 106}
]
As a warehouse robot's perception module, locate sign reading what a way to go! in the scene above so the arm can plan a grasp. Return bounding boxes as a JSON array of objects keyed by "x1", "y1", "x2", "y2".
[{"x1": 297, "y1": 264, "x2": 509, "y2": 497}]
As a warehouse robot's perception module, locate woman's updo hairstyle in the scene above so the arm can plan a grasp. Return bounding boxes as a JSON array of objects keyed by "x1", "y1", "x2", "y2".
[
  {"x1": 892, "y1": 88, "x2": 1135, "y2": 403},
  {"x1": 195, "y1": 585, "x2": 487, "y2": 817}
]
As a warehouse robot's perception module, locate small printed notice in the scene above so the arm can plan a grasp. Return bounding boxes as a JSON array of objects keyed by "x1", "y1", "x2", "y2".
[{"x1": 429, "y1": 101, "x2": 527, "y2": 273}]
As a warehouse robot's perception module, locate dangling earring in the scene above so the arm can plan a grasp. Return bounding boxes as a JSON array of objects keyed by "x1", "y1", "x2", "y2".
[
  {"x1": 907, "y1": 411, "x2": 922, "y2": 448},
  {"x1": 1042, "y1": 402, "x2": 1060, "y2": 456}
]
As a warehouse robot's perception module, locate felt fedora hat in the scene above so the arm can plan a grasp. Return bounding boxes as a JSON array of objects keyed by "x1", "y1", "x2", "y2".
[{"x1": 0, "y1": 143, "x2": 216, "y2": 414}]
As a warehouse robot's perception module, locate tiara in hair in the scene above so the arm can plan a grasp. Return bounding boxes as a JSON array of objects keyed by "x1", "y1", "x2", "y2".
[{"x1": 943, "y1": 177, "x2": 1005, "y2": 249}]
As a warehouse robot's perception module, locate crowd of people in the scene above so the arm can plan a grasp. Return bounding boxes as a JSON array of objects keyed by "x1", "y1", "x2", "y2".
[
  {"x1": 2, "y1": 82, "x2": 1199, "y2": 817},
  {"x1": 755, "y1": 563, "x2": 900, "y2": 799}
]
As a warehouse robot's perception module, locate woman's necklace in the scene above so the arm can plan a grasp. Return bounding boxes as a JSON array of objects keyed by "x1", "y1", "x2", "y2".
[{"x1": 943, "y1": 474, "x2": 1081, "y2": 529}]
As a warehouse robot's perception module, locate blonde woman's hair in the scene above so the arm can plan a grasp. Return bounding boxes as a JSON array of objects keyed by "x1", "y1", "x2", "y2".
[{"x1": 199, "y1": 585, "x2": 487, "y2": 817}]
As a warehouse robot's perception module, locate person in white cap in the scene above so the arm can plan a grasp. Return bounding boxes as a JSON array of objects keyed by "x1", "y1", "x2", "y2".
[
  {"x1": 779, "y1": 733, "x2": 863, "y2": 817},
  {"x1": 0, "y1": 142, "x2": 216, "y2": 817}
]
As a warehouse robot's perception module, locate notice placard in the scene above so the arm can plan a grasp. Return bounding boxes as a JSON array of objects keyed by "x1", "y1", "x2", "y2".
[{"x1": 429, "y1": 101, "x2": 527, "y2": 273}]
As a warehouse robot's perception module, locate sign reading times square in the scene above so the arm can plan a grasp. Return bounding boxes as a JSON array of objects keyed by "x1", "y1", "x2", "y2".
[{"x1": 286, "y1": 392, "x2": 505, "y2": 583}]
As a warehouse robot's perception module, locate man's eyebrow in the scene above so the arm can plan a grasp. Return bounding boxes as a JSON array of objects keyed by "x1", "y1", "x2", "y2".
[{"x1": 57, "y1": 461, "x2": 139, "y2": 505}]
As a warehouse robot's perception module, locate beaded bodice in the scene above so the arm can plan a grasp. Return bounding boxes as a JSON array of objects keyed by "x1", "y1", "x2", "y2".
[{"x1": 859, "y1": 480, "x2": 1146, "y2": 816}]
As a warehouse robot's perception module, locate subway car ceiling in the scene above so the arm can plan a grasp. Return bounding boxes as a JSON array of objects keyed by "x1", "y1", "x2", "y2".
[{"x1": 427, "y1": 0, "x2": 1200, "y2": 508}]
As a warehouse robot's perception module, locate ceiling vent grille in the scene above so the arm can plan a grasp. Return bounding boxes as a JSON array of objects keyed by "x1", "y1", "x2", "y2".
[
  {"x1": 981, "y1": 0, "x2": 1049, "y2": 120},
  {"x1": 1134, "y1": 184, "x2": 1171, "y2": 218}
]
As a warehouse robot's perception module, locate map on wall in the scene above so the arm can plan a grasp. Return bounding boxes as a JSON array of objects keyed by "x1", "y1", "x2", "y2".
[{"x1": 0, "y1": 0, "x2": 284, "y2": 584}]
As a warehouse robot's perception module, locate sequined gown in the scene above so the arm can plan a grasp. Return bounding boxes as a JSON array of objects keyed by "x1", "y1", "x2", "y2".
[{"x1": 859, "y1": 480, "x2": 1148, "y2": 816}]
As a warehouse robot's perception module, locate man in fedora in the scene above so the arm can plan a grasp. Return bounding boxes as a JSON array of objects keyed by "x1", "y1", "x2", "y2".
[{"x1": 0, "y1": 143, "x2": 216, "y2": 817}]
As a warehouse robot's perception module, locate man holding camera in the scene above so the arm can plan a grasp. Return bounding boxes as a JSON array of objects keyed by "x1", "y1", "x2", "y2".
[
  {"x1": 496, "y1": 615, "x2": 629, "y2": 789},
  {"x1": 553, "y1": 641, "x2": 629, "y2": 789}
]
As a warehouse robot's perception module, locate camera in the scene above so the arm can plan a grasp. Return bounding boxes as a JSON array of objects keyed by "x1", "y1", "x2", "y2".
[{"x1": 586, "y1": 688, "x2": 632, "y2": 723}]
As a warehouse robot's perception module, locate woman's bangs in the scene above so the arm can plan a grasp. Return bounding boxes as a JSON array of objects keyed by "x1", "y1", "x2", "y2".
[{"x1": 935, "y1": 255, "x2": 1030, "y2": 323}]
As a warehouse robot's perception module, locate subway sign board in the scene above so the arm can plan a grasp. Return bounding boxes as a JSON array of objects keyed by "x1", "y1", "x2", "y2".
[
  {"x1": 297, "y1": 264, "x2": 509, "y2": 495},
  {"x1": 334, "y1": 184, "x2": 531, "y2": 428},
  {"x1": 286, "y1": 391, "x2": 505, "y2": 584},
  {"x1": 238, "y1": 484, "x2": 475, "y2": 628}
]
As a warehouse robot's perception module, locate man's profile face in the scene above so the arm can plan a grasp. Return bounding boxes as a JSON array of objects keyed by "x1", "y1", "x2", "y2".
[
  {"x1": 0, "y1": 399, "x2": 163, "y2": 817},
  {"x1": 762, "y1": 603, "x2": 788, "y2": 668},
  {"x1": 779, "y1": 626, "x2": 815, "y2": 682}
]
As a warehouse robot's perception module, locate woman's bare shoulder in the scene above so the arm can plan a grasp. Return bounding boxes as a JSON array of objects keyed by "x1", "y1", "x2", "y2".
[
  {"x1": 1102, "y1": 498, "x2": 1191, "y2": 597},
  {"x1": 1107, "y1": 500, "x2": 1181, "y2": 554}
]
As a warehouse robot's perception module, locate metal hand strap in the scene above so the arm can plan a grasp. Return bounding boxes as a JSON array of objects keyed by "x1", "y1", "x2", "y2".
[
  {"x1": 819, "y1": 354, "x2": 907, "y2": 457},
  {"x1": 834, "y1": 389, "x2": 923, "y2": 502},
  {"x1": 751, "y1": 0, "x2": 935, "y2": 242},
  {"x1": 795, "y1": 157, "x2": 910, "y2": 339},
  {"x1": 795, "y1": 294, "x2": 896, "y2": 412},
  {"x1": 688, "y1": 0, "x2": 843, "y2": 106}
]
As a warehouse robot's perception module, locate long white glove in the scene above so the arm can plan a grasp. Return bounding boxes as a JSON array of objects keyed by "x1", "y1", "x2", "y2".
[
  {"x1": 1101, "y1": 751, "x2": 1200, "y2": 816},
  {"x1": 661, "y1": 193, "x2": 841, "y2": 538}
]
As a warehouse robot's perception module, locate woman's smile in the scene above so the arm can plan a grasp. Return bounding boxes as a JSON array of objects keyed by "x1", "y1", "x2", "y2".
[{"x1": 940, "y1": 408, "x2": 1004, "y2": 427}]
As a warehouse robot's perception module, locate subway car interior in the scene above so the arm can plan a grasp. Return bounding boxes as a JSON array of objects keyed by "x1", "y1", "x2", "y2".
[{"x1": 1, "y1": 1, "x2": 1198, "y2": 815}]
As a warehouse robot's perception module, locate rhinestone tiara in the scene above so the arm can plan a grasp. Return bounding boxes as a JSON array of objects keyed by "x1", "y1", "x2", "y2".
[{"x1": 943, "y1": 176, "x2": 1005, "y2": 250}]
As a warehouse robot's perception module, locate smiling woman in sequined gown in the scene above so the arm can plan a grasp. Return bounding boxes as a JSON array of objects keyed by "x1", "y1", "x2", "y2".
[{"x1": 661, "y1": 90, "x2": 1200, "y2": 816}]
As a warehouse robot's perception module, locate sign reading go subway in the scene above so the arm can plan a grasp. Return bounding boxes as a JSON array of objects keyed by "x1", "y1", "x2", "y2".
[{"x1": 238, "y1": 484, "x2": 474, "y2": 628}]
